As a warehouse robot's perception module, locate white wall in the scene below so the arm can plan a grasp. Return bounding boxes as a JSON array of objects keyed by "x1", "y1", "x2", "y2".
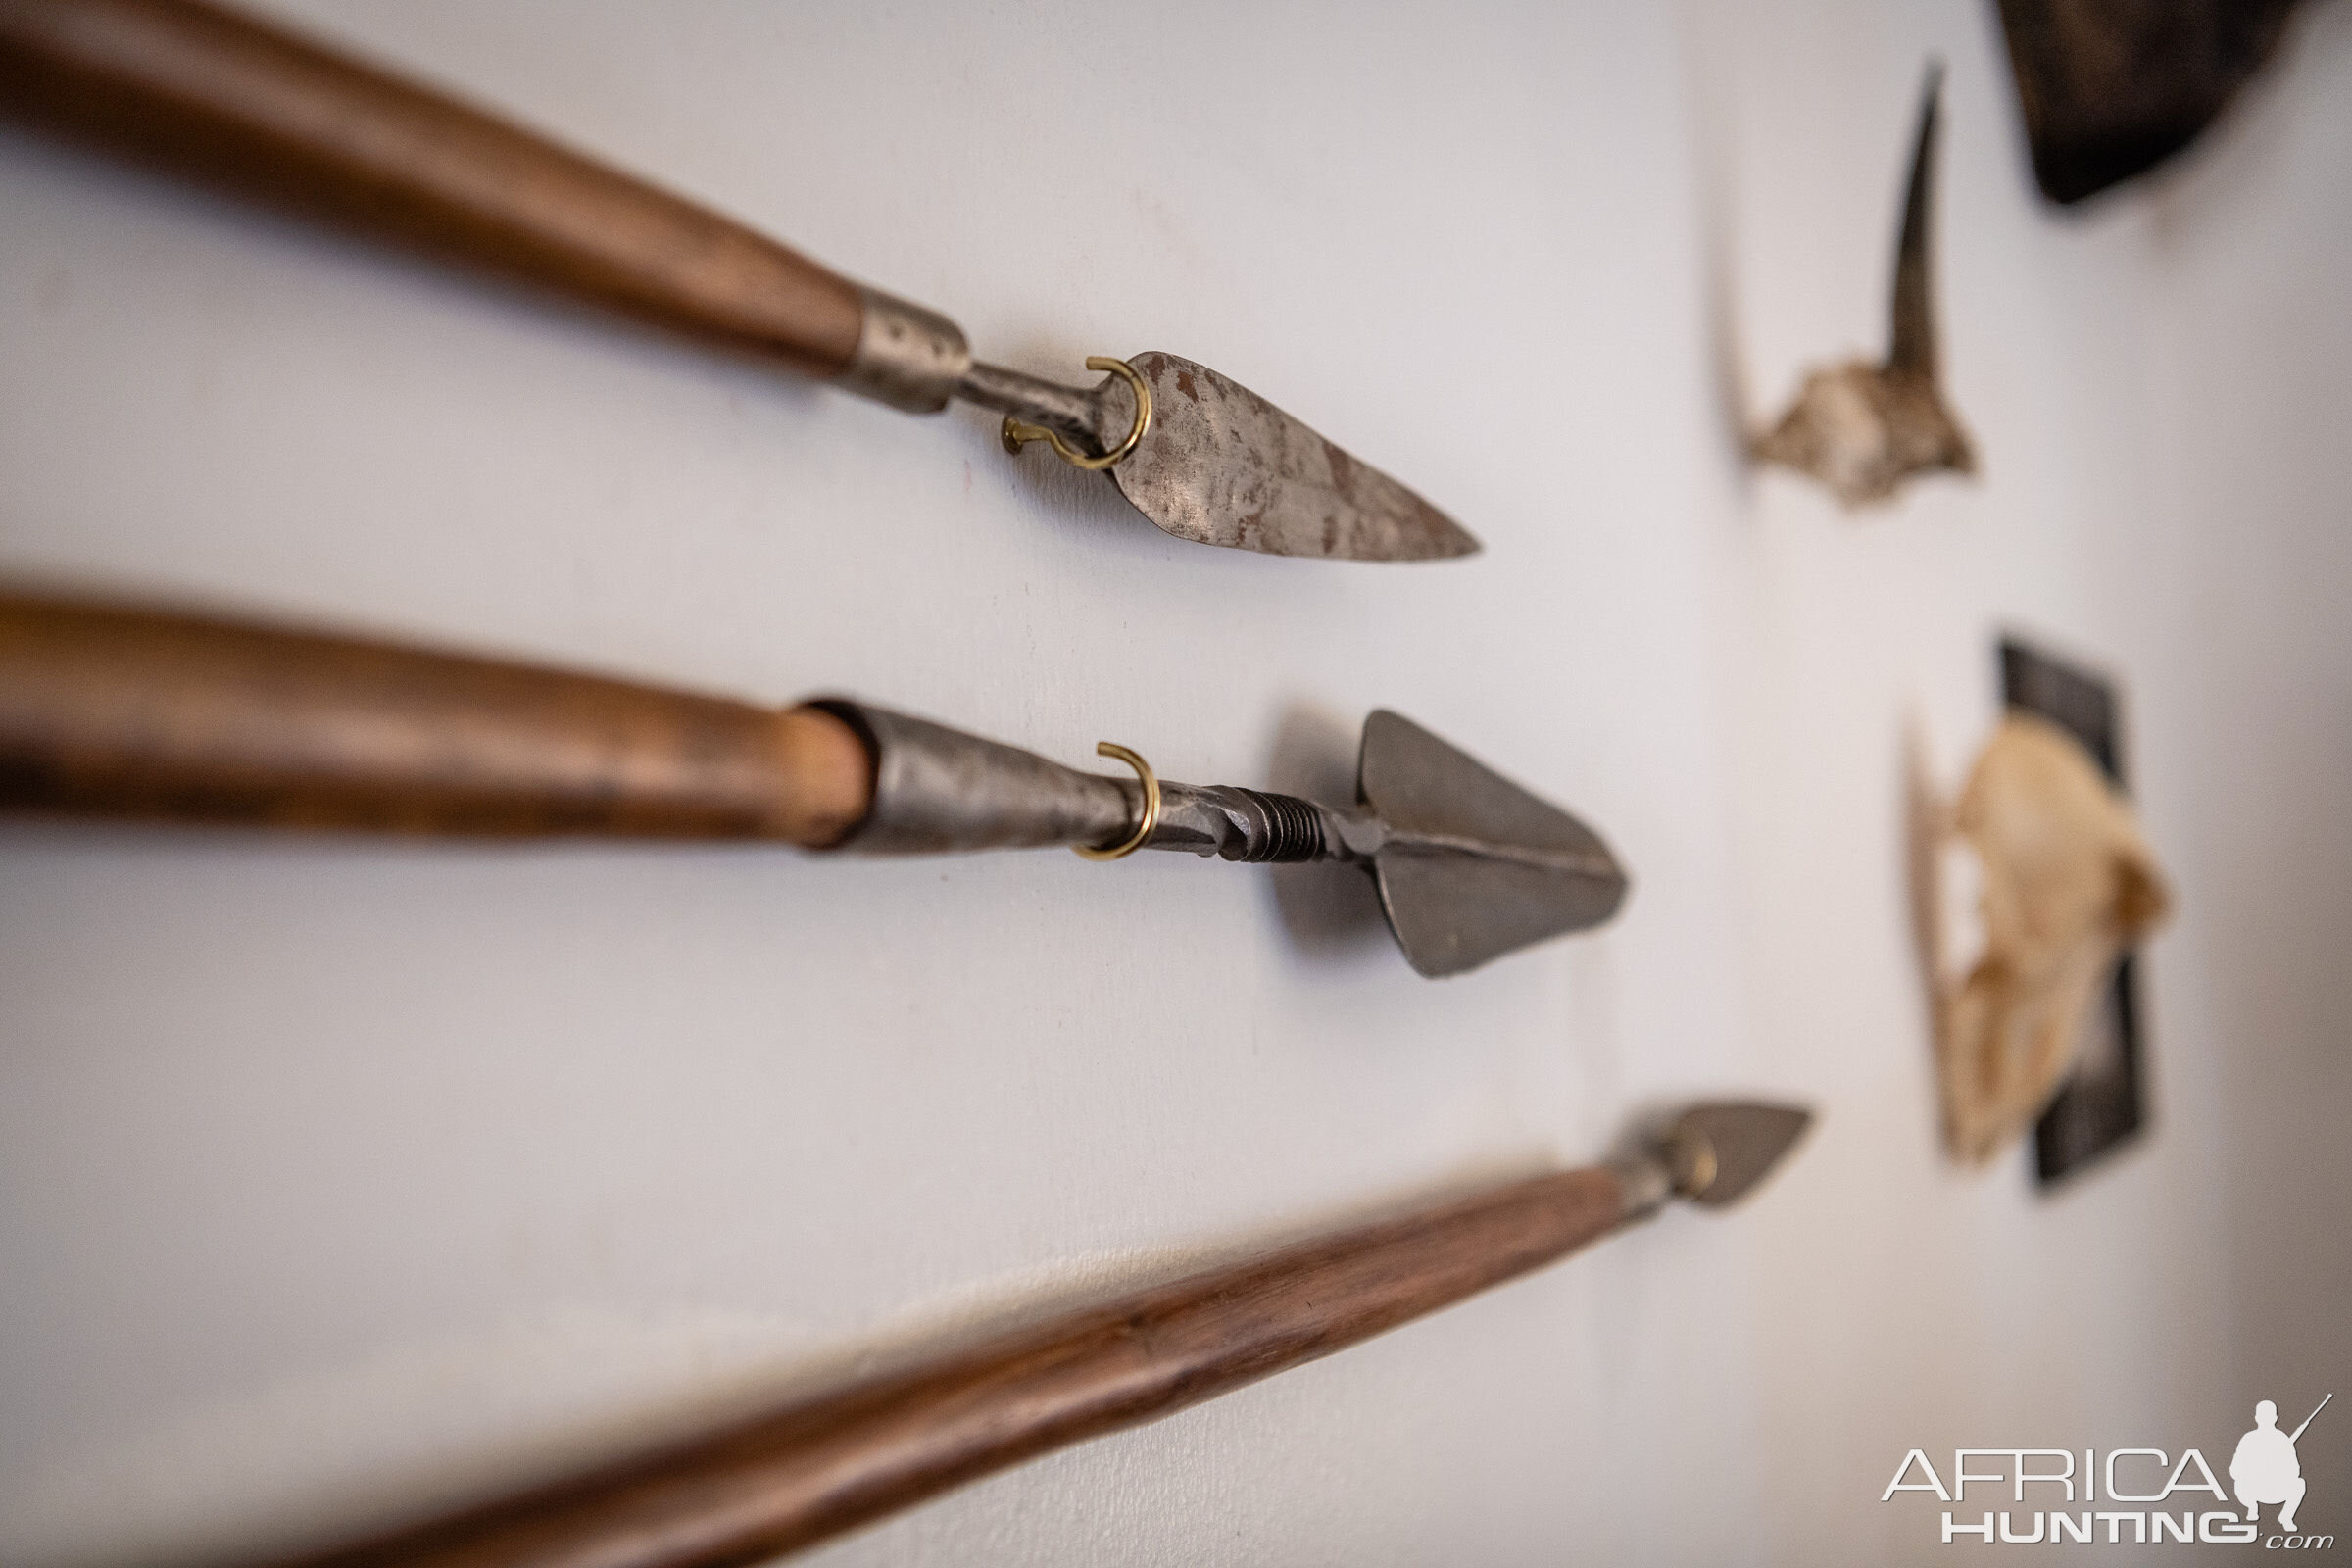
[
  {"x1": 1689, "y1": 2, "x2": 2352, "y2": 1554},
  {"x1": 1, "y1": 4, "x2": 2344, "y2": 1563}
]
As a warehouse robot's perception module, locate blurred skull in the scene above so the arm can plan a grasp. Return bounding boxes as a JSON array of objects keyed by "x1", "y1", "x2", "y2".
[{"x1": 1926, "y1": 714, "x2": 2170, "y2": 1163}]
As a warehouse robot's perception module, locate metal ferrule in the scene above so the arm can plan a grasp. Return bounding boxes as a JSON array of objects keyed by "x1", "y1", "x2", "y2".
[
  {"x1": 835, "y1": 288, "x2": 972, "y2": 414},
  {"x1": 815, "y1": 701, "x2": 1131, "y2": 856},
  {"x1": 813, "y1": 702, "x2": 1368, "y2": 867}
]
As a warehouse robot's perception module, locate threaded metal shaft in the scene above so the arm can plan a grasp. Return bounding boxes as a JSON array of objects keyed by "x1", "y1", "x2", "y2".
[{"x1": 1231, "y1": 789, "x2": 1326, "y2": 862}]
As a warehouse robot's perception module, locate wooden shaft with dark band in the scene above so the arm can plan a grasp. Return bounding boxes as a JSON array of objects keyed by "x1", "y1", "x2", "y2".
[
  {"x1": 0, "y1": 593, "x2": 871, "y2": 844},
  {"x1": 0, "y1": 0, "x2": 865, "y2": 376},
  {"x1": 266, "y1": 1167, "x2": 1627, "y2": 1568}
]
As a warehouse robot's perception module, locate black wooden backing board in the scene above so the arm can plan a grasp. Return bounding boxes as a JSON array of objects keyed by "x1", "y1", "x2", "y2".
[{"x1": 1999, "y1": 637, "x2": 2148, "y2": 1187}]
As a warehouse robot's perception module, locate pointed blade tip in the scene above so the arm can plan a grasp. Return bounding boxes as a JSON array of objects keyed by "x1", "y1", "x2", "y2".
[{"x1": 1402, "y1": 511, "x2": 1483, "y2": 561}]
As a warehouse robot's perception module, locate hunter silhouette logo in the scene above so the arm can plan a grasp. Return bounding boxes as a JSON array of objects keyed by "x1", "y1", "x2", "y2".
[
  {"x1": 2234, "y1": 1396, "x2": 2329, "y2": 1536},
  {"x1": 1881, "y1": 1393, "x2": 2333, "y2": 1547}
]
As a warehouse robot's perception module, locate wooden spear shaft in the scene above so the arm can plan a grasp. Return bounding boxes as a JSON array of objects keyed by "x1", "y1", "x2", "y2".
[
  {"x1": 0, "y1": 590, "x2": 1653, "y2": 1561},
  {"x1": 0, "y1": 0, "x2": 869, "y2": 380},
  {"x1": 259, "y1": 1169, "x2": 1628, "y2": 1568},
  {"x1": 0, "y1": 593, "x2": 872, "y2": 843}
]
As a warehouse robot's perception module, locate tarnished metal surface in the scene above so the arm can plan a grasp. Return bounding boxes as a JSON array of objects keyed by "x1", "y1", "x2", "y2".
[
  {"x1": 814, "y1": 702, "x2": 1624, "y2": 975},
  {"x1": 1107, "y1": 353, "x2": 1479, "y2": 562},
  {"x1": 1357, "y1": 710, "x2": 1628, "y2": 978},
  {"x1": 836, "y1": 289, "x2": 971, "y2": 414},
  {"x1": 1666, "y1": 1102, "x2": 1813, "y2": 1208},
  {"x1": 950, "y1": 352, "x2": 1476, "y2": 561},
  {"x1": 956, "y1": 360, "x2": 1117, "y2": 451},
  {"x1": 815, "y1": 700, "x2": 1130, "y2": 855}
]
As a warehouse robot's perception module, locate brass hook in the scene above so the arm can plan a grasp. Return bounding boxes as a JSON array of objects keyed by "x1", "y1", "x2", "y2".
[
  {"x1": 1002, "y1": 357, "x2": 1152, "y2": 471},
  {"x1": 1074, "y1": 741, "x2": 1159, "y2": 860}
]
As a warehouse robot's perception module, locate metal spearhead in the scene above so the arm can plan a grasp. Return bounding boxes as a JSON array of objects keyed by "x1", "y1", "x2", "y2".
[
  {"x1": 961, "y1": 354, "x2": 1480, "y2": 562},
  {"x1": 1111, "y1": 355, "x2": 1478, "y2": 561},
  {"x1": 1355, "y1": 710, "x2": 1628, "y2": 976},
  {"x1": 1662, "y1": 1102, "x2": 1814, "y2": 1208},
  {"x1": 824, "y1": 702, "x2": 1626, "y2": 976},
  {"x1": 0, "y1": 0, "x2": 1482, "y2": 565},
  {"x1": 1611, "y1": 1101, "x2": 1813, "y2": 1223}
]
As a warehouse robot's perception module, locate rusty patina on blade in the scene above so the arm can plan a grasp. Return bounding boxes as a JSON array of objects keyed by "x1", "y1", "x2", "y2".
[{"x1": 1110, "y1": 353, "x2": 1479, "y2": 561}]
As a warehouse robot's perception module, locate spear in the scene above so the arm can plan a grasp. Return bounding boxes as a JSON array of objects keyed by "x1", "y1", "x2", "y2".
[
  {"x1": 0, "y1": 0, "x2": 1476, "y2": 563},
  {"x1": 0, "y1": 591, "x2": 1626, "y2": 975},
  {"x1": 238, "y1": 1102, "x2": 1810, "y2": 1568}
]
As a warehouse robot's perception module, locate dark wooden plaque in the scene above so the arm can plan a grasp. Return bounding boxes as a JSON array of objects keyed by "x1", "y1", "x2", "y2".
[{"x1": 1999, "y1": 637, "x2": 2149, "y2": 1185}]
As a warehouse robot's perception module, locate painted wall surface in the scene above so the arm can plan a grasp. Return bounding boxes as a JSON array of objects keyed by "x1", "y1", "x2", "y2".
[{"x1": 1, "y1": 4, "x2": 2345, "y2": 1563}]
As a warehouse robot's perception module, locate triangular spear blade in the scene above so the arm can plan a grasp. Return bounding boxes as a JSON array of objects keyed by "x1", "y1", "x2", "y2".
[
  {"x1": 1110, "y1": 355, "x2": 1480, "y2": 562},
  {"x1": 1668, "y1": 1102, "x2": 1814, "y2": 1207},
  {"x1": 1356, "y1": 710, "x2": 1628, "y2": 977}
]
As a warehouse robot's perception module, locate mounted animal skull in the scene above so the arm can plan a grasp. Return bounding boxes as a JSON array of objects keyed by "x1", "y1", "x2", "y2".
[
  {"x1": 1920, "y1": 714, "x2": 2171, "y2": 1163},
  {"x1": 1753, "y1": 65, "x2": 1978, "y2": 508}
]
